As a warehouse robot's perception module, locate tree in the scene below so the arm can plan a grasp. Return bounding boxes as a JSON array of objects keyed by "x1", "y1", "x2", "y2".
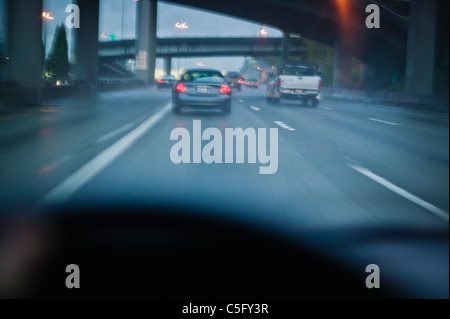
[{"x1": 45, "y1": 24, "x2": 69, "y2": 81}]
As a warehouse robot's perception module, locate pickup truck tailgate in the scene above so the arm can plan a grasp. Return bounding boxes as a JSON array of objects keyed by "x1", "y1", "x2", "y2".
[{"x1": 280, "y1": 75, "x2": 321, "y2": 90}]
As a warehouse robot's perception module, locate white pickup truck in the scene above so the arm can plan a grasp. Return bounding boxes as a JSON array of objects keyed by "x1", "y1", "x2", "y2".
[{"x1": 266, "y1": 64, "x2": 322, "y2": 106}]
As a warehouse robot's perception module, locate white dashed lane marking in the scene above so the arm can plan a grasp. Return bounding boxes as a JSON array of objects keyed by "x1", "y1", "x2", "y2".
[
  {"x1": 274, "y1": 121, "x2": 296, "y2": 131},
  {"x1": 369, "y1": 118, "x2": 402, "y2": 126}
]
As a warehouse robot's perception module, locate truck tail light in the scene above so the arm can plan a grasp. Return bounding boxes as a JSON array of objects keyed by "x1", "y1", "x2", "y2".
[{"x1": 277, "y1": 78, "x2": 281, "y2": 87}]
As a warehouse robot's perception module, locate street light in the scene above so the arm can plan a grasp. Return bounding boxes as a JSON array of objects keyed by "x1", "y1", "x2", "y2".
[
  {"x1": 174, "y1": 22, "x2": 189, "y2": 73},
  {"x1": 42, "y1": 11, "x2": 55, "y2": 60},
  {"x1": 175, "y1": 22, "x2": 189, "y2": 30},
  {"x1": 260, "y1": 27, "x2": 268, "y2": 37}
]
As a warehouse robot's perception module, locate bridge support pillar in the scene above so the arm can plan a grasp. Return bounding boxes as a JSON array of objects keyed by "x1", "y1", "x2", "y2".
[
  {"x1": 164, "y1": 57, "x2": 172, "y2": 76},
  {"x1": 73, "y1": 0, "x2": 99, "y2": 86},
  {"x1": 6, "y1": 0, "x2": 43, "y2": 103},
  {"x1": 136, "y1": 0, "x2": 157, "y2": 83},
  {"x1": 405, "y1": 0, "x2": 437, "y2": 95},
  {"x1": 333, "y1": 38, "x2": 352, "y2": 89},
  {"x1": 282, "y1": 32, "x2": 290, "y2": 62}
]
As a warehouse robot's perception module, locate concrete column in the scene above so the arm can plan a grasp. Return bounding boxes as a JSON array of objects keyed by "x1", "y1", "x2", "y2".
[
  {"x1": 136, "y1": 0, "x2": 157, "y2": 83},
  {"x1": 281, "y1": 32, "x2": 290, "y2": 62},
  {"x1": 405, "y1": 0, "x2": 437, "y2": 95},
  {"x1": 333, "y1": 38, "x2": 352, "y2": 89},
  {"x1": 6, "y1": 0, "x2": 43, "y2": 88},
  {"x1": 164, "y1": 56, "x2": 172, "y2": 76},
  {"x1": 74, "y1": 0, "x2": 99, "y2": 84}
]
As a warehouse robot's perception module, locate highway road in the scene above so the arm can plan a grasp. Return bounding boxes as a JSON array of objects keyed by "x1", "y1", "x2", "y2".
[{"x1": 0, "y1": 86, "x2": 448, "y2": 229}]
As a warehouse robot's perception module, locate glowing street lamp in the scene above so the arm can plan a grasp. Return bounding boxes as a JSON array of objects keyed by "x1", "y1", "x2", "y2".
[
  {"x1": 175, "y1": 22, "x2": 189, "y2": 30},
  {"x1": 42, "y1": 12, "x2": 54, "y2": 20},
  {"x1": 42, "y1": 11, "x2": 55, "y2": 61},
  {"x1": 260, "y1": 28, "x2": 268, "y2": 37}
]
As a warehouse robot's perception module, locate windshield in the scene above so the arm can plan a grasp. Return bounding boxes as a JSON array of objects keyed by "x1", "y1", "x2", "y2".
[
  {"x1": 181, "y1": 70, "x2": 224, "y2": 82},
  {"x1": 226, "y1": 72, "x2": 239, "y2": 78},
  {"x1": 0, "y1": 0, "x2": 448, "y2": 301},
  {"x1": 280, "y1": 67, "x2": 316, "y2": 76}
]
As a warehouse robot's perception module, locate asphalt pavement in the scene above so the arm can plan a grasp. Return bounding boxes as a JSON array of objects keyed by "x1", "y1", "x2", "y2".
[{"x1": 0, "y1": 86, "x2": 448, "y2": 229}]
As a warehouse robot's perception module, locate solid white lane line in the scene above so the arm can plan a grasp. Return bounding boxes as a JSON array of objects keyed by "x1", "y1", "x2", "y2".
[
  {"x1": 349, "y1": 164, "x2": 449, "y2": 221},
  {"x1": 368, "y1": 118, "x2": 402, "y2": 126},
  {"x1": 96, "y1": 122, "x2": 136, "y2": 144},
  {"x1": 250, "y1": 106, "x2": 260, "y2": 111},
  {"x1": 40, "y1": 102, "x2": 172, "y2": 205}
]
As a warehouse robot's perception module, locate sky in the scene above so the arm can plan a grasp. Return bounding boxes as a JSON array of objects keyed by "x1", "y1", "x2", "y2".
[{"x1": 1, "y1": 0, "x2": 282, "y2": 76}]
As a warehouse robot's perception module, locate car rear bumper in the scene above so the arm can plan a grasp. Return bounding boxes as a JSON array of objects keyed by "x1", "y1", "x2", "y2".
[
  {"x1": 174, "y1": 94, "x2": 231, "y2": 107},
  {"x1": 157, "y1": 83, "x2": 174, "y2": 88},
  {"x1": 278, "y1": 89, "x2": 320, "y2": 99},
  {"x1": 228, "y1": 82, "x2": 241, "y2": 88}
]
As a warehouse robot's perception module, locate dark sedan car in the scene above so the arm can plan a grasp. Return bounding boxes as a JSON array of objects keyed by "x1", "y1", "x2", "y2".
[
  {"x1": 225, "y1": 71, "x2": 243, "y2": 91},
  {"x1": 172, "y1": 69, "x2": 232, "y2": 114},
  {"x1": 156, "y1": 75, "x2": 176, "y2": 89},
  {"x1": 245, "y1": 78, "x2": 259, "y2": 88}
]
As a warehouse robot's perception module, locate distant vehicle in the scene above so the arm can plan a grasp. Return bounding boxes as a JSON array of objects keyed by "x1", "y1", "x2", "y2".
[
  {"x1": 156, "y1": 75, "x2": 176, "y2": 89},
  {"x1": 245, "y1": 78, "x2": 259, "y2": 88},
  {"x1": 172, "y1": 69, "x2": 232, "y2": 114},
  {"x1": 266, "y1": 63, "x2": 322, "y2": 106},
  {"x1": 225, "y1": 71, "x2": 244, "y2": 91}
]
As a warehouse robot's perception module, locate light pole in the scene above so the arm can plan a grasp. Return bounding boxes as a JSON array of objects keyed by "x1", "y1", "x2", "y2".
[
  {"x1": 42, "y1": 11, "x2": 54, "y2": 61},
  {"x1": 175, "y1": 22, "x2": 189, "y2": 73},
  {"x1": 121, "y1": 0, "x2": 125, "y2": 40}
]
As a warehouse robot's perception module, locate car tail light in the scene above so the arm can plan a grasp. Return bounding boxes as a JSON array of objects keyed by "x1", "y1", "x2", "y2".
[
  {"x1": 277, "y1": 78, "x2": 281, "y2": 87},
  {"x1": 220, "y1": 84, "x2": 231, "y2": 94},
  {"x1": 176, "y1": 83, "x2": 187, "y2": 93},
  {"x1": 238, "y1": 79, "x2": 244, "y2": 84},
  {"x1": 157, "y1": 79, "x2": 164, "y2": 84},
  {"x1": 319, "y1": 79, "x2": 323, "y2": 89}
]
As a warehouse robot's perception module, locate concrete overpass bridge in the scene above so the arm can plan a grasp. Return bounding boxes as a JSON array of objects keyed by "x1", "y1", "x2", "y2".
[
  {"x1": 4, "y1": 0, "x2": 439, "y2": 100},
  {"x1": 98, "y1": 37, "x2": 304, "y2": 75}
]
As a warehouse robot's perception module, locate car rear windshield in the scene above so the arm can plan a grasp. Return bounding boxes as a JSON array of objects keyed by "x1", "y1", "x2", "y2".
[
  {"x1": 182, "y1": 71, "x2": 224, "y2": 82},
  {"x1": 280, "y1": 67, "x2": 316, "y2": 76},
  {"x1": 226, "y1": 73, "x2": 239, "y2": 78}
]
